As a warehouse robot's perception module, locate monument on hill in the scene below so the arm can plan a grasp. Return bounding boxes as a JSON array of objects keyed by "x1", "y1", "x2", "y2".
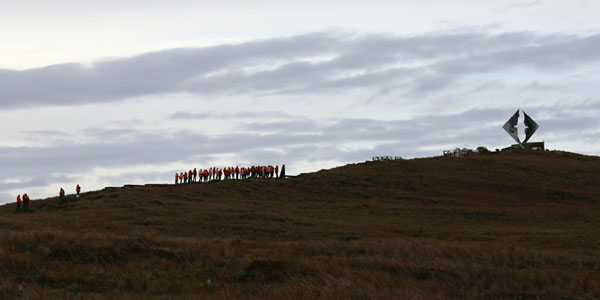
[{"x1": 502, "y1": 109, "x2": 544, "y2": 150}]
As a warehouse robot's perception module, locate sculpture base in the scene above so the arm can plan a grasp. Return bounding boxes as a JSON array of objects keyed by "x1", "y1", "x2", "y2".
[{"x1": 502, "y1": 141, "x2": 545, "y2": 151}]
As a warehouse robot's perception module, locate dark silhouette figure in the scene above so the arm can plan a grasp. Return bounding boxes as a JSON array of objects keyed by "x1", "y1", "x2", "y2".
[
  {"x1": 59, "y1": 188, "x2": 65, "y2": 204},
  {"x1": 22, "y1": 193, "x2": 29, "y2": 211},
  {"x1": 15, "y1": 194, "x2": 21, "y2": 213},
  {"x1": 280, "y1": 164, "x2": 285, "y2": 179}
]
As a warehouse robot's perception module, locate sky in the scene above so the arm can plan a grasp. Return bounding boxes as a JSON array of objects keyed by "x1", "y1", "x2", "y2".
[{"x1": 1, "y1": 0, "x2": 600, "y2": 203}]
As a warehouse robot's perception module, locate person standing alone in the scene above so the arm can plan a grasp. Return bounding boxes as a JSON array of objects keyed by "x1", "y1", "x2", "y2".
[
  {"x1": 76, "y1": 184, "x2": 81, "y2": 198},
  {"x1": 59, "y1": 188, "x2": 65, "y2": 204}
]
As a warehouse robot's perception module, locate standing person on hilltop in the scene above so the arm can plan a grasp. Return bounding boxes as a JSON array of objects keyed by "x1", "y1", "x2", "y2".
[
  {"x1": 184, "y1": 171, "x2": 188, "y2": 183},
  {"x1": 22, "y1": 193, "x2": 29, "y2": 211},
  {"x1": 175, "y1": 173, "x2": 179, "y2": 184},
  {"x1": 15, "y1": 194, "x2": 21, "y2": 213},
  {"x1": 59, "y1": 188, "x2": 65, "y2": 204},
  {"x1": 193, "y1": 168, "x2": 197, "y2": 182},
  {"x1": 275, "y1": 165, "x2": 279, "y2": 178},
  {"x1": 179, "y1": 172, "x2": 184, "y2": 183},
  {"x1": 76, "y1": 184, "x2": 81, "y2": 198}
]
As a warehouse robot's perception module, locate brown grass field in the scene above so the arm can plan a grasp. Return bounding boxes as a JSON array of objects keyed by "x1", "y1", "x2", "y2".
[{"x1": 0, "y1": 150, "x2": 599, "y2": 299}]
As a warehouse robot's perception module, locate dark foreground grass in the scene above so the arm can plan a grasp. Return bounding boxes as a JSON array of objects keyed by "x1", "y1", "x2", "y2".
[{"x1": 0, "y1": 150, "x2": 599, "y2": 299}]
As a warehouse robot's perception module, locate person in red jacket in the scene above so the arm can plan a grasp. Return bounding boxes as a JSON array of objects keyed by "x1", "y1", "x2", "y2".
[
  {"x1": 16, "y1": 194, "x2": 21, "y2": 213},
  {"x1": 22, "y1": 193, "x2": 29, "y2": 211},
  {"x1": 59, "y1": 188, "x2": 65, "y2": 203},
  {"x1": 76, "y1": 184, "x2": 81, "y2": 198}
]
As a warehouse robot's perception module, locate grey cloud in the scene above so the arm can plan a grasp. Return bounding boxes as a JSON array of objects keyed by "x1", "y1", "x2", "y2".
[
  {"x1": 521, "y1": 81, "x2": 570, "y2": 92},
  {"x1": 467, "y1": 80, "x2": 507, "y2": 93},
  {"x1": 18, "y1": 130, "x2": 74, "y2": 145},
  {"x1": 0, "y1": 176, "x2": 50, "y2": 191},
  {"x1": 244, "y1": 119, "x2": 320, "y2": 133},
  {"x1": 82, "y1": 128, "x2": 142, "y2": 140},
  {"x1": 0, "y1": 33, "x2": 342, "y2": 108},
  {"x1": 1, "y1": 31, "x2": 599, "y2": 109},
  {"x1": 170, "y1": 111, "x2": 214, "y2": 120},
  {"x1": 170, "y1": 110, "x2": 293, "y2": 120},
  {"x1": 540, "y1": 116, "x2": 600, "y2": 133},
  {"x1": 435, "y1": 34, "x2": 600, "y2": 74}
]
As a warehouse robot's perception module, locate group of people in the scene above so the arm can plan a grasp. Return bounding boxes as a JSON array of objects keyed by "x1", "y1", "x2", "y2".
[
  {"x1": 175, "y1": 164, "x2": 285, "y2": 184},
  {"x1": 59, "y1": 184, "x2": 82, "y2": 204},
  {"x1": 14, "y1": 193, "x2": 30, "y2": 213},
  {"x1": 15, "y1": 184, "x2": 82, "y2": 213}
]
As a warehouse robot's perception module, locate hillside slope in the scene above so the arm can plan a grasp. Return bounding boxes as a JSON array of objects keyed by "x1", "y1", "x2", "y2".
[{"x1": 1, "y1": 151, "x2": 599, "y2": 299}]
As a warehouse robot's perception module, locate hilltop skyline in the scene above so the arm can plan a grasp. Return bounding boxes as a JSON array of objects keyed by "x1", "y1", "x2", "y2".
[{"x1": 2, "y1": 1, "x2": 600, "y2": 203}]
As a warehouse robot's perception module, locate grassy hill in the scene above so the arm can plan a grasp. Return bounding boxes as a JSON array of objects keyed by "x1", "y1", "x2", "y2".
[{"x1": 0, "y1": 150, "x2": 599, "y2": 299}]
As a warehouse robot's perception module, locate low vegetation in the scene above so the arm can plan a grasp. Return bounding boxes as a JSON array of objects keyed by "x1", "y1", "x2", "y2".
[{"x1": 0, "y1": 151, "x2": 599, "y2": 299}]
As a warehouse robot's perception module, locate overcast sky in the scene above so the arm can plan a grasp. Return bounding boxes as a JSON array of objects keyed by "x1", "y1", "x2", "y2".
[{"x1": 1, "y1": 0, "x2": 600, "y2": 204}]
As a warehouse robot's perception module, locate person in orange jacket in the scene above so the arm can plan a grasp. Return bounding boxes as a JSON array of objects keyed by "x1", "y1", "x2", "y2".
[
  {"x1": 22, "y1": 193, "x2": 29, "y2": 211},
  {"x1": 76, "y1": 184, "x2": 81, "y2": 198},
  {"x1": 16, "y1": 194, "x2": 21, "y2": 213}
]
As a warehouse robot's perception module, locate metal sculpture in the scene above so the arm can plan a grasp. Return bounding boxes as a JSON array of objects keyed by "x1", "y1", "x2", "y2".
[{"x1": 503, "y1": 109, "x2": 539, "y2": 148}]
